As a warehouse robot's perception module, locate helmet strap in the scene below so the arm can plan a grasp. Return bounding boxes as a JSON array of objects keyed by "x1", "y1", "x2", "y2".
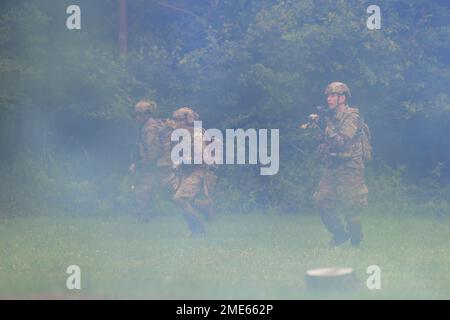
[{"x1": 338, "y1": 94, "x2": 347, "y2": 106}]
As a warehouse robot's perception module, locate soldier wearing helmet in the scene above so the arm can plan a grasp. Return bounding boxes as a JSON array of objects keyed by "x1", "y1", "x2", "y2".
[
  {"x1": 130, "y1": 100, "x2": 174, "y2": 221},
  {"x1": 170, "y1": 107, "x2": 217, "y2": 236},
  {"x1": 324, "y1": 82, "x2": 352, "y2": 99},
  {"x1": 172, "y1": 107, "x2": 199, "y2": 123},
  {"x1": 312, "y1": 82, "x2": 369, "y2": 247}
]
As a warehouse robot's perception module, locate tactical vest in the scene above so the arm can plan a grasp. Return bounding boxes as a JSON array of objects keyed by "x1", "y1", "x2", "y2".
[{"x1": 138, "y1": 117, "x2": 162, "y2": 164}]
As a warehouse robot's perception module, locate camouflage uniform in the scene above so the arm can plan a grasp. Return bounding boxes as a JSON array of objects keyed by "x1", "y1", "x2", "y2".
[
  {"x1": 132, "y1": 100, "x2": 173, "y2": 220},
  {"x1": 313, "y1": 83, "x2": 368, "y2": 246},
  {"x1": 155, "y1": 118, "x2": 182, "y2": 197},
  {"x1": 171, "y1": 107, "x2": 217, "y2": 236}
]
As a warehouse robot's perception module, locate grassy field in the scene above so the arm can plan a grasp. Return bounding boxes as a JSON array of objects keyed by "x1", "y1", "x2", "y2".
[{"x1": 0, "y1": 212, "x2": 449, "y2": 299}]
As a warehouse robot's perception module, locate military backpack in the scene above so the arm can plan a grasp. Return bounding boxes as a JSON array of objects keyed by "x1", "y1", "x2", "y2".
[{"x1": 344, "y1": 107, "x2": 372, "y2": 162}]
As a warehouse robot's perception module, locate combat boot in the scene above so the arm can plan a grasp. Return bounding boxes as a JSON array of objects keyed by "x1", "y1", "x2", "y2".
[
  {"x1": 176, "y1": 198, "x2": 207, "y2": 237},
  {"x1": 185, "y1": 215, "x2": 206, "y2": 237},
  {"x1": 319, "y1": 203, "x2": 349, "y2": 247},
  {"x1": 328, "y1": 232, "x2": 350, "y2": 247}
]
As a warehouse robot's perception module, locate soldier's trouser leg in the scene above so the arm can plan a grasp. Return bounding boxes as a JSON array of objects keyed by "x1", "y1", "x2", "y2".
[
  {"x1": 345, "y1": 208, "x2": 363, "y2": 246},
  {"x1": 195, "y1": 198, "x2": 213, "y2": 221},
  {"x1": 173, "y1": 170, "x2": 207, "y2": 236},
  {"x1": 339, "y1": 168, "x2": 367, "y2": 246},
  {"x1": 318, "y1": 200, "x2": 348, "y2": 244},
  {"x1": 174, "y1": 197, "x2": 206, "y2": 236},
  {"x1": 200, "y1": 170, "x2": 217, "y2": 221}
]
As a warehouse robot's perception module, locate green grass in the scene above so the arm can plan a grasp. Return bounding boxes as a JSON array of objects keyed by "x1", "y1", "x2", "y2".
[{"x1": 0, "y1": 212, "x2": 449, "y2": 299}]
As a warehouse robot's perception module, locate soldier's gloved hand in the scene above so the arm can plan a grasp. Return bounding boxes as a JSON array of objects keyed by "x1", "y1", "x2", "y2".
[
  {"x1": 129, "y1": 163, "x2": 136, "y2": 173},
  {"x1": 308, "y1": 114, "x2": 319, "y2": 122},
  {"x1": 300, "y1": 114, "x2": 319, "y2": 129}
]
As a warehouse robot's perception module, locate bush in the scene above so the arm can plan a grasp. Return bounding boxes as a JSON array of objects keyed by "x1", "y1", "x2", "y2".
[
  {"x1": 366, "y1": 165, "x2": 450, "y2": 217},
  {"x1": 0, "y1": 154, "x2": 112, "y2": 216}
]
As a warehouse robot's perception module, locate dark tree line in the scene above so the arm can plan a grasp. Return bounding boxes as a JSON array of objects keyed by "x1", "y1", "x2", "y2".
[{"x1": 1, "y1": 0, "x2": 450, "y2": 215}]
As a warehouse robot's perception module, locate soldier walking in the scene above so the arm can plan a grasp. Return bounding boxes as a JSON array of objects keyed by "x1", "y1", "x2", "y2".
[
  {"x1": 130, "y1": 100, "x2": 172, "y2": 221},
  {"x1": 310, "y1": 82, "x2": 370, "y2": 247},
  {"x1": 170, "y1": 107, "x2": 217, "y2": 236}
]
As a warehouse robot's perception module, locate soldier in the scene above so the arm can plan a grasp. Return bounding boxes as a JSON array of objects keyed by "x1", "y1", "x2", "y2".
[
  {"x1": 170, "y1": 107, "x2": 217, "y2": 236},
  {"x1": 129, "y1": 100, "x2": 168, "y2": 221},
  {"x1": 311, "y1": 82, "x2": 369, "y2": 247}
]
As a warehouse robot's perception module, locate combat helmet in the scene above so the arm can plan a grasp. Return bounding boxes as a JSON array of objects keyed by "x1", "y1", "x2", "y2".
[
  {"x1": 172, "y1": 107, "x2": 199, "y2": 124},
  {"x1": 324, "y1": 82, "x2": 351, "y2": 98},
  {"x1": 134, "y1": 100, "x2": 157, "y2": 114}
]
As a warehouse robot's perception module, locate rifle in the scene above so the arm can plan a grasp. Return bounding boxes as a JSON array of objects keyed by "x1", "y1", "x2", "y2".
[
  {"x1": 300, "y1": 106, "x2": 337, "y2": 159},
  {"x1": 300, "y1": 106, "x2": 330, "y2": 134}
]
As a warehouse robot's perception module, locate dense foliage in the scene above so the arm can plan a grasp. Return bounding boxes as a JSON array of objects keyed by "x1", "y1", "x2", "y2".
[{"x1": 1, "y1": 0, "x2": 450, "y2": 215}]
